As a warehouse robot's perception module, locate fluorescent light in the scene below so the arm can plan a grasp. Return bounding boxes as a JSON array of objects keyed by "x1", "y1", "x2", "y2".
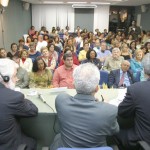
[
  {"x1": 72, "y1": 4, "x2": 97, "y2": 8},
  {"x1": 43, "y1": 1, "x2": 64, "y2": 4},
  {"x1": 67, "y1": 2, "x2": 87, "y2": 4},
  {"x1": 0, "y1": 0, "x2": 9, "y2": 7},
  {"x1": 109, "y1": 0, "x2": 122, "y2": 1},
  {"x1": 91, "y1": 2, "x2": 110, "y2": 5}
]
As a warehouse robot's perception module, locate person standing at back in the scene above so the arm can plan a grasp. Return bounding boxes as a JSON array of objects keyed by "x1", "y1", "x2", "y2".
[
  {"x1": 0, "y1": 58, "x2": 38, "y2": 150},
  {"x1": 128, "y1": 20, "x2": 141, "y2": 40},
  {"x1": 51, "y1": 63, "x2": 119, "y2": 150}
]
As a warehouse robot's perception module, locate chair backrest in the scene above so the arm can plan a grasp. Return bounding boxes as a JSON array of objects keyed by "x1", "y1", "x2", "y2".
[
  {"x1": 99, "y1": 70, "x2": 109, "y2": 87},
  {"x1": 57, "y1": 147, "x2": 113, "y2": 150}
]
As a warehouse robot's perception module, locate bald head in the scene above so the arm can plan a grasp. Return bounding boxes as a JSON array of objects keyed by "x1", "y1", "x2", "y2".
[{"x1": 121, "y1": 60, "x2": 130, "y2": 72}]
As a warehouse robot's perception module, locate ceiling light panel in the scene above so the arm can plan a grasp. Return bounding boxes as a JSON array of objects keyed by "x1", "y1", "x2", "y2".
[{"x1": 67, "y1": 2, "x2": 87, "y2": 4}]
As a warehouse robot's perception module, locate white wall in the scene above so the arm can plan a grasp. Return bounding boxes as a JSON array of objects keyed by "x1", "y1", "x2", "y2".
[{"x1": 0, "y1": 0, "x2": 31, "y2": 51}]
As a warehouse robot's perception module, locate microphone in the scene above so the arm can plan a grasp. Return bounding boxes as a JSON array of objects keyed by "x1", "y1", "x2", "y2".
[
  {"x1": 38, "y1": 93, "x2": 55, "y2": 112},
  {"x1": 38, "y1": 93, "x2": 46, "y2": 103},
  {"x1": 38, "y1": 93, "x2": 58, "y2": 134},
  {"x1": 101, "y1": 95, "x2": 104, "y2": 102}
]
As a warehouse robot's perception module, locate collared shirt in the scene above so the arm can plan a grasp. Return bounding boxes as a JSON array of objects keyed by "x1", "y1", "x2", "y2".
[
  {"x1": 120, "y1": 69, "x2": 130, "y2": 87},
  {"x1": 93, "y1": 47, "x2": 111, "y2": 59},
  {"x1": 103, "y1": 56, "x2": 124, "y2": 72},
  {"x1": 78, "y1": 50, "x2": 87, "y2": 62},
  {"x1": 52, "y1": 64, "x2": 77, "y2": 89}
]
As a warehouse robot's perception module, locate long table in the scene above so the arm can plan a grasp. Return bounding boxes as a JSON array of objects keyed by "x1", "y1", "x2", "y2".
[{"x1": 19, "y1": 89, "x2": 122, "y2": 150}]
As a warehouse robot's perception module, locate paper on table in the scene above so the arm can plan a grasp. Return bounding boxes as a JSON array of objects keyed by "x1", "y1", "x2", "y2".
[
  {"x1": 109, "y1": 88, "x2": 127, "y2": 106},
  {"x1": 49, "y1": 87, "x2": 67, "y2": 93},
  {"x1": 27, "y1": 90, "x2": 38, "y2": 96},
  {"x1": 15, "y1": 87, "x2": 21, "y2": 92}
]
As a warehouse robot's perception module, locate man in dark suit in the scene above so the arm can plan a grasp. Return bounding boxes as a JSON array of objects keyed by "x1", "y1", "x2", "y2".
[
  {"x1": 116, "y1": 53, "x2": 150, "y2": 149},
  {"x1": 0, "y1": 59, "x2": 38, "y2": 150},
  {"x1": 51, "y1": 63, "x2": 119, "y2": 150},
  {"x1": 108, "y1": 60, "x2": 134, "y2": 88}
]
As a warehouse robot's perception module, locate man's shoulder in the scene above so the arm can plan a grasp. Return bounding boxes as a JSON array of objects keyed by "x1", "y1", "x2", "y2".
[
  {"x1": 130, "y1": 80, "x2": 149, "y2": 89},
  {"x1": 106, "y1": 56, "x2": 112, "y2": 60},
  {"x1": 18, "y1": 67, "x2": 27, "y2": 73},
  {"x1": 119, "y1": 56, "x2": 124, "y2": 60},
  {"x1": 99, "y1": 102, "x2": 118, "y2": 115},
  {"x1": 56, "y1": 93, "x2": 71, "y2": 104},
  {"x1": 55, "y1": 65, "x2": 65, "y2": 71},
  {"x1": 73, "y1": 64, "x2": 78, "y2": 69},
  {"x1": 0, "y1": 88, "x2": 23, "y2": 101},
  {"x1": 111, "y1": 69, "x2": 120, "y2": 74}
]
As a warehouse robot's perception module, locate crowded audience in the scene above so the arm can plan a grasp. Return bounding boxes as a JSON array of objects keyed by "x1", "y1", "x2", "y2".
[
  {"x1": 0, "y1": 23, "x2": 150, "y2": 89},
  {"x1": 1, "y1": 21, "x2": 150, "y2": 150}
]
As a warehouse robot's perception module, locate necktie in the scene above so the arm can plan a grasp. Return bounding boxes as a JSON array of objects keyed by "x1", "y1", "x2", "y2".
[{"x1": 119, "y1": 72, "x2": 125, "y2": 86}]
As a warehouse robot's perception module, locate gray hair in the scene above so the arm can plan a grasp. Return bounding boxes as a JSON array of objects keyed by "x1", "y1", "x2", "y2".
[
  {"x1": 73, "y1": 63, "x2": 100, "y2": 94},
  {"x1": 0, "y1": 58, "x2": 18, "y2": 89},
  {"x1": 142, "y1": 53, "x2": 150, "y2": 75}
]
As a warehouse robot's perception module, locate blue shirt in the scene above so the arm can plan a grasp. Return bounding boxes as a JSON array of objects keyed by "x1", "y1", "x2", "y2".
[
  {"x1": 93, "y1": 47, "x2": 111, "y2": 59},
  {"x1": 29, "y1": 51, "x2": 41, "y2": 62},
  {"x1": 120, "y1": 69, "x2": 130, "y2": 87}
]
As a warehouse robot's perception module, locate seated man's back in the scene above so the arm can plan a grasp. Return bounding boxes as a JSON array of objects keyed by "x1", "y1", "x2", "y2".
[
  {"x1": 51, "y1": 63, "x2": 119, "y2": 150},
  {"x1": 0, "y1": 87, "x2": 38, "y2": 150},
  {"x1": 56, "y1": 92, "x2": 119, "y2": 147},
  {"x1": 0, "y1": 58, "x2": 38, "y2": 150}
]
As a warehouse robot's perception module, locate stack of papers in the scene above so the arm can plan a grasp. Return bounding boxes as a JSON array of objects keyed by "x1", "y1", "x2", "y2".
[
  {"x1": 49, "y1": 87, "x2": 67, "y2": 93},
  {"x1": 109, "y1": 88, "x2": 127, "y2": 106}
]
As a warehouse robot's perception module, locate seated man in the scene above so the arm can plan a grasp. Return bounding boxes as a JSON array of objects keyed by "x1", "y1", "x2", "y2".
[
  {"x1": 116, "y1": 53, "x2": 150, "y2": 149},
  {"x1": 103, "y1": 48, "x2": 124, "y2": 72},
  {"x1": 12, "y1": 56, "x2": 29, "y2": 88},
  {"x1": 51, "y1": 63, "x2": 119, "y2": 150},
  {"x1": 94, "y1": 41, "x2": 111, "y2": 65},
  {"x1": 0, "y1": 59, "x2": 38, "y2": 150},
  {"x1": 108, "y1": 60, "x2": 135, "y2": 88},
  {"x1": 52, "y1": 52, "x2": 77, "y2": 88}
]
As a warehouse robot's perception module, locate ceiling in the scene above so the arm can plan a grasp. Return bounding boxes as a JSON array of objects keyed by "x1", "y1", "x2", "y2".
[{"x1": 22, "y1": 0, "x2": 150, "y2": 6}]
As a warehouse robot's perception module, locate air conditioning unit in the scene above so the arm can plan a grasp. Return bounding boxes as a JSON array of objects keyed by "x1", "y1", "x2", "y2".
[{"x1": 72, "y1": 4, "x2": 97, "y2": 8}]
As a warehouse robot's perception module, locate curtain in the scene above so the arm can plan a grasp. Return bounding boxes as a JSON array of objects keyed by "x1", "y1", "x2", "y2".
[
  {"x1": 32, "y1": 4, "x2": 74, "y2": 32},
  {"x1": 94, "y1": 5, "x2": 110, "y2": 32}
]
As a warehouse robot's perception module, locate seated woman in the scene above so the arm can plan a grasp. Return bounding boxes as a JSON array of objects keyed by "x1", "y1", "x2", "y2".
[
  {"x1": 48, "y1": 44, "x2": 58, "y2": 62},
  {"x1": 25, "y1": 36, "x2": 32, "y2": 48},
  {"x1": 28, "y1": 42, "x2": 41, "y2": 62},
  {"x1": 19, "y1": 49, "x2": 33, "y2": 72},
  {"x1": 40, "y1": 47, "x2": 56, "y2": 73},
  {"x1": 59, "y1": 46, "x2": 79, "y2": 66},
  {"x1": 130, "y1": 49, "x2": 144, "y2": 79},
  {"x1": 29, "y1": 57, "x2": 52, "y2": 88},
  {"x1": 129, "y1": 41, "x2": 137, "y2": 57},
  {"x1": 7, "y1": 43, "x2": 19, "y2": 59},
  {"x1": 54, "y1": 36, "x2": 63, "y2": 52},
  {"x1": 120, "y1": 43, "x2": 132, "y2": 60},
  {"x1": 82, "y1": 49, "x2": 102, "y2": 70}
]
